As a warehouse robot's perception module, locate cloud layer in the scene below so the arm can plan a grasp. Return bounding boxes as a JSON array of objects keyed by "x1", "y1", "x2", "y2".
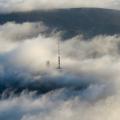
[
  {"x1": 0, "y1": 22, "x2": 120, "y2": 120},
  {"x1": 0, "y1": 0, "x2": 120, "y2": 13}
]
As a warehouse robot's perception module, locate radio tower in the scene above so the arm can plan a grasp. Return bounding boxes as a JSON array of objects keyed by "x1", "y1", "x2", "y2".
[{"x1": 57, "y1": 39, "x2": 61, "y2": 70}]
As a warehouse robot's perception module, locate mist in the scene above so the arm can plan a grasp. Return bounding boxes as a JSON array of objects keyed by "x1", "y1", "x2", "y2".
[
  {"x1": 0, "y1": 0, "x2": 120, "y2": 13},
  {"x1": 0, "y1": 21, "x2": 120, "y2": 120}
]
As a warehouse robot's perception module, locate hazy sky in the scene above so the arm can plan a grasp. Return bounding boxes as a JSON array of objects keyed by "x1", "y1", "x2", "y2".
[{"x1": 0, "y1": 0, "x2": 120, "y2": 13}]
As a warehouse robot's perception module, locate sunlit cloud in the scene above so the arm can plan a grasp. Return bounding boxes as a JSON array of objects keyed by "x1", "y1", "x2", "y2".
[{"x1": 0, "y1": 21, "x2": 120, "y2": 120}]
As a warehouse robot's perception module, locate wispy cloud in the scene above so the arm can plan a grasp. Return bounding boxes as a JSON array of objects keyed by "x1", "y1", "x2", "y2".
[{"x1": 0, "y1": 0, "x2": 120, "y2": 13}]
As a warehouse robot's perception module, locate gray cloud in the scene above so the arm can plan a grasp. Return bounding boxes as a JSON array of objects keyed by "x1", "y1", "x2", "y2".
[{"x1": 0, "y1": 0, "x2": 120, "y2": 13}]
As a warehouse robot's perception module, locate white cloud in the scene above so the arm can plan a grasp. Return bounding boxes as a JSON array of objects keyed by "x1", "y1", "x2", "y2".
[
  {"x1": 0, "y1": 88, "x2": 120, "y2": 120},
  {"x1": 0, "y1": 0, "x2": 120, "y2": 13},
  {"x1": 0, "y1": 22, "x2": 48, "y2": 53},
  {"x1": 1, "y1": 22, "x2": 120, "y2": 77},
  {"x1": 0, "y1": 22, "x2": 120, "y2": 120}
]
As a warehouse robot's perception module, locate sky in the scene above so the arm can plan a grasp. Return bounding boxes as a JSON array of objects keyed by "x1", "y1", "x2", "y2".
[{"x1": 0, "y1": 0, "x2": 120, "y2": 13}]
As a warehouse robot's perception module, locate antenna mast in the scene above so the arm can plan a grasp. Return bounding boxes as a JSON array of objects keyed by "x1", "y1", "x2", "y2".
[{"x1": 57, "y1": 39, "x2": 61, "y2": 69}]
